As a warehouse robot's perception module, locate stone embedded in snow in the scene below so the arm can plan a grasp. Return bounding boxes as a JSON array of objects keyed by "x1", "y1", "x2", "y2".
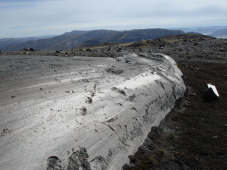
[{"x1": 0, "y1": 53, "x2": 185, "y2": 170}]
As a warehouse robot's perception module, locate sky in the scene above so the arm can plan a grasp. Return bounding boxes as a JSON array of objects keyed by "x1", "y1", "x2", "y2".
[{"x1": 0, "y1": 0, "x2": 227, "y2": 38}]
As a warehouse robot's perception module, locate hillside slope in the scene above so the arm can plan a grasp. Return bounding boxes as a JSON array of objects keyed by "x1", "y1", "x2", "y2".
[
  {"x1": 2, "y1": 30, "x2": 89, "y2": 51},
  {"x1": 2, "y1": 29, "x2": 184, "y2": 51},
  {"x1": 49, "y1": 30, "x2": 119, "y2": 50},
  {"x1": 79, "y1": 29, "x2": 184, "y2": 47},
  {"x1": 0, "y1": 35, "x2": 55, "y2": 50},
  {"x1": 209, "y1": 28, "x2": 227, "y2": 38}
]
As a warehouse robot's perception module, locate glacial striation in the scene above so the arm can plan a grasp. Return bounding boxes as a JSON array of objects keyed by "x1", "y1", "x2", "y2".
[{"x1": 0, "y1": 53, "x2": 185, "y2": 170}]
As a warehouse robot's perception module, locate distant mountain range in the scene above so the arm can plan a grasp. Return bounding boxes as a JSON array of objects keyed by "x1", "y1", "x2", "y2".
[
  {"x1": 2, "y1": 27, "x2": 227, "y2": 52},
  {"x1": 209, "y1": 28, "x2": 227, "y2": 38},
  {"x1": 78, "y1": 29, "x2": 184, "y2": 47},
  {"x1": 1, "y1": 30, "x2": 92, "y2": 51},
  {"x1": 0, "y1": 35, "x2": 55, "y2": 50},
  {"x1": 1, "y1": 29, "x2": 184, "y2": 51},
  {"x1": 171, "y1": 26, "x2": 227, "y2": 35}
]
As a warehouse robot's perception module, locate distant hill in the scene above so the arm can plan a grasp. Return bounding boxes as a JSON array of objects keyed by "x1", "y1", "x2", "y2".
[
  {"x1": 61, "y1": 30, "x2": 88, "y2": 36},
  {"x1": 48, "y1": 30, "x2": 119, "y2": 50},
  {"x1": 209, "y1": 29, "x2": 227, "y2": 38},
  {"x1": 186, "y1": 32, "x2": 202, "y2": 35},
  {"x1": 0, "y1": 35, "x2": 55, "y2": 50},
  {"x1": 2, "y1": 29, "x2": 184, "y2": 51},
  {"x1": 2, "y1": 30, "x2": 118, "y2": 51},
  {"x1": 79, "y1": 29, "x2": 184, "y2": 47},
  {"x1": 171, "y1": 26, "x2": 227, "y2": 35}
]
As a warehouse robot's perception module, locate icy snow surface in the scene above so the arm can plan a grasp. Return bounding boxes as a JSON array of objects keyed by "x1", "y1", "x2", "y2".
[{"x1": 0, "y1": 53, "x2": 185, "y2": 170}]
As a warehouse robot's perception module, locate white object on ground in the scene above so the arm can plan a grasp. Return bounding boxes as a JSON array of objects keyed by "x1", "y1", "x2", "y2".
[{"x1": 208, "y1": 84, "x2": 219, "y2": 97}]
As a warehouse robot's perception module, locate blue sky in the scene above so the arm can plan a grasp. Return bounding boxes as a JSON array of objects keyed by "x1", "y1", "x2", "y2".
[{"x1": 0, "y1": 0, "x2": 227, "y2": 38}]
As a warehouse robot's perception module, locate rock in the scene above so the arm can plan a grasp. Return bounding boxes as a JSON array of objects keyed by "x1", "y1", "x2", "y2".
[
  {"x1": 86, "y1": 97, "x2": 92, "y2": 104},
  {"x1": 188, "y1": 93, "x2": 197, "y2": 96},
  {"x1": 29, "y1": 48, "x2": 35, "y2": 51},
  {"x1": 47, "y1": 156, "x2": 63, "y2": 170},
  {"x1": 202, "y1": 88, "x2": 219, "y2": 102},
  {"x1": 22, "y1": 48, "x2": 34, "y2": 51},
  {"x1": 159, "y1": 45, "x2": 164, "y2": 49},
  {"x1": 56, "y1": 50, "x2": 61, "y2": 53},
  {"x1": 117, "y1": 48, "x2": 123, "y2": 52},
  {"x1": 81, "y1": 107, "x2": 87, "y2": 116},
  {"x1": 106, "y1": 48, "x2": 111, "y2": 51},
  {"x1": 111, "y1": 87, "x2": 126, "y2": 96},
  {"x1": 66, "y1": 147, "x2": 91, "y2": 170},
  {"x1": 106, "y1": 68, "x2": 124, "y2": 74}
]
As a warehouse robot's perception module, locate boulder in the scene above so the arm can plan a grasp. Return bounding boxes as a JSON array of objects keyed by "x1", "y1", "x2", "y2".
[
  {"x1": 202, "y1": 87, "x2": 219, "y2": 102},
  {"x1": 106, "y1": 68, "x2": 124, "y2": 74},
  {"x1": 22, "y1": 48, "x2": 35, "y2": 51},
  {"x1": 159, "y1": 45, "x2": 164, "y2": 49}
]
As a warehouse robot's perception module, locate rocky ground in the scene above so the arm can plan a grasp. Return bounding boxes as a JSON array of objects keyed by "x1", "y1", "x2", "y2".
[
  {"x1": 1, "y1": 34, "x2": 227, "y2": 61},
  {"x1": 123, "y1": 60, "x2": 227, "y2": 169},
  {"x1": 123, "y1": 35, "x2": 227, "y2": 170},
  {"x1": 1, "y1": 33, "x2": 227, "y2": 170}
]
